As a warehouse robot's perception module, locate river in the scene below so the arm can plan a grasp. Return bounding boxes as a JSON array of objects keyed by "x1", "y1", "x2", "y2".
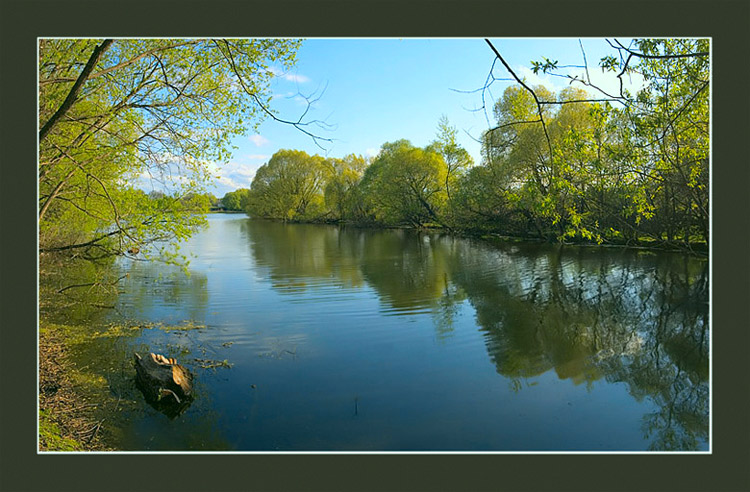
[{"x1": 60, "y1": 213, "x2": 710, "y2": 451}]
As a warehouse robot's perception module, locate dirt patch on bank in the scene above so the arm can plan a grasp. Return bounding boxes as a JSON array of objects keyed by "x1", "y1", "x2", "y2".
[{"x1": 39, "y1": 327, "x2": 112, "y2": 451}]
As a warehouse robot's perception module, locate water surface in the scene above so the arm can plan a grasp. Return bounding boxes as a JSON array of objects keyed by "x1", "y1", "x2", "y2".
[{"x1": 91, "y1": 214, "x2": 709, "y2": 451}]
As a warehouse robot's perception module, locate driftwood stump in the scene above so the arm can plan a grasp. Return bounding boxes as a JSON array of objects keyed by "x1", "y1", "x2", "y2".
[{"x1": 134, "y1": 352, "x2": 194, "y2": 418}]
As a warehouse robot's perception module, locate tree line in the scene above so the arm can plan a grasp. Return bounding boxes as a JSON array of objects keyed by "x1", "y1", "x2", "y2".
[
  {"x1": 240, "y1": 39, "x2": 708, "y2": 252},
  {"x1": 39, "y1": 37, "x2": 709, "y2": 276}
]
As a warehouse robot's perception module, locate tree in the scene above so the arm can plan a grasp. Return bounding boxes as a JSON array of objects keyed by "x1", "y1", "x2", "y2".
[
  {"x1": 39, "y1": 38, "x2": 306, "y2": 267},
  {"x1": 323, "y1": 154, "x2": 368, "y2": 221},
  {"x1": 221, "y1": 189, "x2": 250, "y2": 211},
  {"x1": 480, "y1": 84, "x2": 561, "y2": 239},
  {"x1": 359, "y1": 140, "x2": 448, "y2": 227},
  {"x1": 245, "y1": 150, "x2": 328, "y2": 221},
  {"x1": 427, "y1": 115, "x2": 473, "y2": 201},
  {"x1": 450, "y1": 160, "x2": 521, "y2": 234},
  {"x1": 619, "y1": 39, "x2": 710, "y2": 246},
  {"x1": 476, "y1": 38, "x2": 709, "y2": 248}
]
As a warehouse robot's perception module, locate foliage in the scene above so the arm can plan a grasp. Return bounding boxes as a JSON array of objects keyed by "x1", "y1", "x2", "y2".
[
  {"x1": 39, "y1": 38, "x2": 302, "y2": 268},
  {"x1": 426, "y1": 115, "x2": 474, "y2": 199},
  {"x1": 244, "y1": 149, "x2": 329, "y2": 221},
  {"x1": 323, "y1": 154, "x2": 369, "y2": 221},
  {"x1": 470, "y1": 38, "x2": 709, "y2": 249},
  {"x1": 220, "y1": 189, "x2": 250, "y2": 211},
  {"x1": 359, "y1": 140, "x2": 448, "y2": 227},
  {"x1": 243, "y1": 139, "x2": 459, "y2": 229}
]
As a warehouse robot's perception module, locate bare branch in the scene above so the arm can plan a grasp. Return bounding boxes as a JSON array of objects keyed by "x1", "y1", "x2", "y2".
[
  {"x1": 215, "y1": 39, "x2": 334, "y2": 150},
  {"x1": 484, "y1": 39, "x2": 554, "y2": 164},
  {"x1": 612, "y1": 38, "x2": 709, "y2": 60},
  {"x1": 579, "y1": 39, "x2": 591, "y2": 85}
]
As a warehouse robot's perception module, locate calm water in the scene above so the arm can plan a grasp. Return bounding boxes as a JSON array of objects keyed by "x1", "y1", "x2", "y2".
[{"x1": 88, "y1": 214, "x2": 708, "y2": 451}]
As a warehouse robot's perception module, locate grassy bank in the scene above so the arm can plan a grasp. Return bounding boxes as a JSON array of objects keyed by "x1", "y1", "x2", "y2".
[
  {"x1": 39, "y1": 324, "x2": 110, "y2": 450},
  {"x1": 38, "y1": 318, "x2": 212, "y2": 451},
  {"x1": 38, "y1": 322, "x2": 140, "y2": 451}
]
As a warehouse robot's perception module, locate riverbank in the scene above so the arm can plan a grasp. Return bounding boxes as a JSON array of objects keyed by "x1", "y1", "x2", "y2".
[
  {"x1": 246, "y1": 215, "x2": 709, "y2": 257},
  {"x1": 39, "y1": 324, "x2": 112, "y2": 451}
]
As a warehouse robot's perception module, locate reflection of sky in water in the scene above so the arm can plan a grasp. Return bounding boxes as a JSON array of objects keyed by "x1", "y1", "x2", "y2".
[{"x1": 105, "y1": 214, "x2": 708, "y2": 451}]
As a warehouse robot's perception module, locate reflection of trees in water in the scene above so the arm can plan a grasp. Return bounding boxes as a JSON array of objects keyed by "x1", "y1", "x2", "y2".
[
  {"x1": 242, "y1": 220, "x2": 708, "y2": 450},
  {"x1": 242, "y1": 220, "x2": 367, "y2": 292},
  {"x1": 40, "y1": 251, "x2": 212, "y2": 325},
  {"x1": 39, "y1": 256, "x2": 123, "y2": 325},
  {"x1": 242, "y1": 220, "x2": 466, "y2": 322},
  {"x1": 594, "y1": 260, "x2": 709, "y2": 450},
  {"x1": 446, "y1": 242, "x2": 708, "y2": 450},
  {"x1": 357, "y1": 230, "x2": 464, "y2": 313},
  {"x1": 117, "y1": 259, "x2": 209, "y2": 322}
]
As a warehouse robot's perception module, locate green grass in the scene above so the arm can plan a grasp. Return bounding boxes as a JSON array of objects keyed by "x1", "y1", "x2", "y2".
[{"x1": 39, "y1": 410, "x2": 84, "y2": 451}]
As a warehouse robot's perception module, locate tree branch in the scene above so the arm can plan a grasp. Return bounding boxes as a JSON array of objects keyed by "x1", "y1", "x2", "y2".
[
  {"x1": 216, "y1": 39, "x2": 334, "y2": 150},
  {"x1": 39, "y1": 39, "x2": 113, "y2": 142},
  {"x1": 484, "y1": 39, "x2": 554, "y2": 164}
]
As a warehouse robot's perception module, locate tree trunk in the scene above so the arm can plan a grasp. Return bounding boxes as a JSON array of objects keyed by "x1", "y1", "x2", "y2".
[
  {"x1": 39, "y1": 39, "x2": 113, "y2": 142},
  {"x1": 134, "y1": 352, "x2": 193, "y2": 406}
]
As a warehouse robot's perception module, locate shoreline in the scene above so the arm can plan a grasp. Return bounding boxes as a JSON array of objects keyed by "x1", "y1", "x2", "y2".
[
  {"x1": 234, "y1": 214, "x2": 709, "y2": 257},
  {"x1": 39, "y1": 324, "x2": 111, "y2": 451}
]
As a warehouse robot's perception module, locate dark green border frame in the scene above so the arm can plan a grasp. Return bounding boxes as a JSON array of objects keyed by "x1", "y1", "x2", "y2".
[{"x1": 2, "y1": 1, "x2": 748, "y2": 491}]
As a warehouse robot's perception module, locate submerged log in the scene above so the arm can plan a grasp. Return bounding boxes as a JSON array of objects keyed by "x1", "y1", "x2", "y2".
[{"x1": 134, "y1": 352, "x2": 194, "y2": 417}]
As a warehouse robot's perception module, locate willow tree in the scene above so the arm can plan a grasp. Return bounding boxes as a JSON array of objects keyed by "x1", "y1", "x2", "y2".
[
  {"x1": 480, "y1": 84, "x2": 561, "y2": 239},
  {"x1": 220, "y1": 189, "x2": 250, "y2": 211},
  {"x1": 323, "y1": 154, "x2": 369, "y2": 222},
  {"x1": 244, "y1": 149, "x2": 329, "y2": 221},
  {"x1": 359, "y1": 140, "x2": 448, "y2": 227},
  {"x1": 39, "y1": 38, "x2": 305, "y2": 268}
]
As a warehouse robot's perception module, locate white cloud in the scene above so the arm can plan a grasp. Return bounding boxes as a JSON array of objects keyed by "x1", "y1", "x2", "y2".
[
  {"x1": 248, "y1": 135, "x2": 269, "y2": 147},
  {"x1": 217, "y1": 175, "x2": 245, "y2": 190},
  {"x1": 285, "y1": 74, "x2": 310, "y2": 84},
  {"x1": 212, "y1": 161, "x2": 265, "y2": 194},
  {"x1": 268, "y1": 66, "x2": 310, "y2": 83},
  {"x1": 365, "y1": 148, "x2": 379, "y2": 158},
  {"x1": 245, "y1": 154, "x2": 271, "y2": 161}
]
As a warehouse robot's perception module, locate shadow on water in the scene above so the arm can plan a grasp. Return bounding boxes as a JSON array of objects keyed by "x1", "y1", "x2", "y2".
[{"x1": 241, "y1": 219, "x2": 708, "y2": 450}]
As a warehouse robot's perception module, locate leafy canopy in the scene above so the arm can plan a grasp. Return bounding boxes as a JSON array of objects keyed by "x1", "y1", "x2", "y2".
[{"x1": 39, "y1": 38, "x2": 302, "y2": 266}]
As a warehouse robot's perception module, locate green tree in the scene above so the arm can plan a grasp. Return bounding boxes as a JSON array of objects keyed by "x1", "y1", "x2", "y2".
[
  {"x1": 39, "y1": 38, "x2": 303, "y2": 266},
  {"x1": 427, "y1": 115, "x2": 473, "y2": 201},
  {"x1": 478, "y1": 38, "x2": 709, "y2": 249},
  {"x1": 323, "y1": 154, "x2": 368, "y2": 221},
  {"x1": 359, "y1": 140, "x2": 448, "y2": 227},
  {"x1": 245, "y1": 150, "x2": 328, "y2": 221},
  {"x1": 480, "y1": 84, "x2": 562, "y2": 239},
  {"x1": 450, "y1": 161, "x2": 520, "y2": 234},
  {"x1": 619, "y1": 39, "x2": 710, "y2": 245},
  {"x1": 221, "y1": 189, "x2": 250, "y2": 211}
]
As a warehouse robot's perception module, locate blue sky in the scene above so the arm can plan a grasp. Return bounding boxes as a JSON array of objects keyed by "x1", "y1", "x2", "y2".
[{"x1": 210, "y1": 37, "x2": 639, "y2": 196}]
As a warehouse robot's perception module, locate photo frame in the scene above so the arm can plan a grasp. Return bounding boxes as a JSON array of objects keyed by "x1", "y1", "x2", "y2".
[{"x1": 2, "y1": 0, "x2": 748, "y2": 490}]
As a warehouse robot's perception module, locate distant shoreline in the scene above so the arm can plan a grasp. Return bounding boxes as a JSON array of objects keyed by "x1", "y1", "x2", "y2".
[{"x1": 225, "y1": 214, "x2": 708, "y2": 257}]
